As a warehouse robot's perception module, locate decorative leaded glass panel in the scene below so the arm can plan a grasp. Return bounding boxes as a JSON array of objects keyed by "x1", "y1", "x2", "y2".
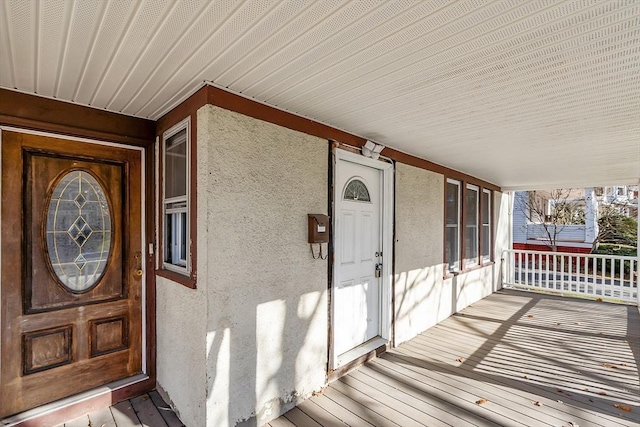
[
  {"x1": 45, "y1": 170, "x2": 112, "y2": 292},
  {"x1": 343, "y1": 179, "x2": 371, "y2": 202}
]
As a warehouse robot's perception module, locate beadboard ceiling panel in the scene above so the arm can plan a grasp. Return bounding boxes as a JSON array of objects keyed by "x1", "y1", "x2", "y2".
[{"x1": 1, "y1": 0, "x2": 638, "y2": 190}]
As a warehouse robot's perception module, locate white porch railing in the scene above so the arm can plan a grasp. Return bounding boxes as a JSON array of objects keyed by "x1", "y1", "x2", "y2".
[{"x1": 502, "y1": 249, "x2": 638, "y2": 304}]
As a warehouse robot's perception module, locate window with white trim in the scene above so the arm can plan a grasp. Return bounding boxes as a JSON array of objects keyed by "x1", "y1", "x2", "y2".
[
  {"x1": 162, "y1": 118, "x2": 190, "y2": 274},
  {"x1": 445, "y1": 179, "x2": 461, "y2": 272}
]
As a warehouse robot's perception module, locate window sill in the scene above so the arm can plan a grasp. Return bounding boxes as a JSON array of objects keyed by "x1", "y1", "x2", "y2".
[
  {"x1": 156, "y1": 268, "x2": 196, "y2": 289},
  {"x1": 443, "y1": 261, "x2": 495, "y2": 280}
]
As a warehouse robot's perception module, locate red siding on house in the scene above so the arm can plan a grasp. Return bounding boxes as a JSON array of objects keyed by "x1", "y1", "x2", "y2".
[{"x1": 513, "y1": 243, "x2": 591, "y2": 254}]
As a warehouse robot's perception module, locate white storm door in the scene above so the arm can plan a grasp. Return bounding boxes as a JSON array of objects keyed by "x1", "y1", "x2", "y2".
[{"x1": 334, "y1": 159, "x2": 382, "y2": 357}]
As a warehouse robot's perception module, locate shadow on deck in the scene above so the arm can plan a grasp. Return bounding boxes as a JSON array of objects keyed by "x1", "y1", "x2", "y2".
[
  {"x1": 267, "y1": 289, "x2": 640, "y2": 427},
  {"x1": 55, "y1": 390, "x2": 185, "y2": 427}
]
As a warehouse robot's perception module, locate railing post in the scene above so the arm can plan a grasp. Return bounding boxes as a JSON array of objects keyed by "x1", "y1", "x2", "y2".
[
  {"x1": 545, "y1": 253, "x2": 550, "y2": 289},
  {"x1": 568, "y1": 253, "x2": 573, "y2": 293},
  {"x1": 612, "y1": 258, "x2": 617, "y2": 299},
  {"x1": 553, "y1": 254, "x2": 557, "y2": 290},
  {"x1": 560, "y1": 255, "x2": 565, "y2": 291},
  {"x1": 600, "y1": 256, "x2": 604, "y2": 298},
  {"x1": 592, "y1": 256, "x2": 597, "y2": 298}
]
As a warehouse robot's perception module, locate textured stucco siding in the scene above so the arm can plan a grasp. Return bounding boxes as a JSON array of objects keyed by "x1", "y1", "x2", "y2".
[
  {"x1": 199, "y1": 105, "x2": 329, "y2": 427},
  {"x1": 156, "y1": 276, "x2": 207, "y2": 427},
  {"x1": 394, "y1": 163, "x2": 509, "y2": 346},
  {"x1": 393, "y1": 164, "x2": 446, "y2": 344}
]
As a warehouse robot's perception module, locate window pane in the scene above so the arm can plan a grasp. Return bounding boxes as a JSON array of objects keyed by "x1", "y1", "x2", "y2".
[
  {"x1": 445, "y1": 181, "x2": 460, "y2": 270},
  {"x1": 445, "y1": 182, "x2": 459, "y2": 225},
  {"x1": 343, "y1": 179, "x2": 371, "y2": 202},
  {"x1": 179, "y1": 212, "x2": 187, "y2": 264},
  {"x1": 464, "y1": 186, "x2": 478, "y2": 265},
  {"x1": 46, "y1": 170, "x2": 112, "y2": 292},
  {"x1": 482, "y1": 225, "x2": 490, "y2": 259},
  {"x1": 164, "y1": 210, "x2": 187, "y2": 267},
  {"x1": 481, "y1": 190, "x2": 491, "y2": 260},
  {"x1": 164, "y1": 212, "x2": 173, "y2": 264},
  {"x1": 445, "y1": 226, "x2": 459, "y2": 271},
  {"x1": 165, "y1": 129, "x2": 187, "y2": 199}
]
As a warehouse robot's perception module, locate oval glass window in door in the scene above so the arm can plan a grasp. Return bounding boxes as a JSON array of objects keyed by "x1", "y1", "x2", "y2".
[{"x1": 45, "y1": 170, "x2": 112, "y2": 292}]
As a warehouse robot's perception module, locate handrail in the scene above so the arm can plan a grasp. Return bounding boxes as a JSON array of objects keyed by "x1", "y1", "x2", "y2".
[
  {"x1": 502, "y1": 249, "x2": 638, "y2": 304},
  {"x1": 508, "y1": 248, "x2": 634, "y2": 261}
]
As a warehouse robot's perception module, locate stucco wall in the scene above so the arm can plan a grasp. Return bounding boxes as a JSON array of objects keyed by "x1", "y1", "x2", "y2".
[
  {"x1": 394, "y1": 163, "x2": 509, "y2": 346},
  {"x1": 156, "y1": 106, "x2": 511, "y2": 426},
  {"x1": 393, "y1": 164, "x2": 445, "y2": 344},
  {"x1": 156, "y1": 277, "x2": 207, "y2": 427},
  {"x1": 199, "y1": 105, "x2": 329, "y2": 426}
]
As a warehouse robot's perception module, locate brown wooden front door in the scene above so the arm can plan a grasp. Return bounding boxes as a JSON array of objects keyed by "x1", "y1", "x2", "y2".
[{"x1": 1, "y1": 131, "x2": 144, "y2": 417}]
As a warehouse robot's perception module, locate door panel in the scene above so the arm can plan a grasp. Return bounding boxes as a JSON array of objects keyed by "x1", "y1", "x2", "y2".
[
  {"x1": 25, "y1": 152, "x2": 124, "y2": 311},
  {"x1": 360, "y1": 211, "x2": 373, "y2": 262},
  {"x1": 334, "y1": 159, "x2": 382, "y2": 357},
  {"x1": 340, "y1": 210, "x2": 355, "y2": 265},
  {"x1": 1, "y1": 131, "x2": 143, "y2": 417}
]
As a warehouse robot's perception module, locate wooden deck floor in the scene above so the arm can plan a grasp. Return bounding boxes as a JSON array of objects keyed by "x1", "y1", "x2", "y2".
[
  {"x1": 55, "y1": 390, "x2": 184, "y2": 427},
  {"x1": 266, "y1": 289, "x2": 640, "y2": 427}
]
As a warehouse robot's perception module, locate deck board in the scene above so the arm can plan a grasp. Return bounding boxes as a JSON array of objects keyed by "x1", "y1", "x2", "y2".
[
  {"x1": 347, "y1": 368, "x2": 486, "y2": 427},
  {"x1": 130, "y1": 394, "x2": 168, "y2": 427},
  {"x1": 283, "y1": 406, "x2": 324, "y2": 427},
  {"x1": 338, "y1": 374, "x2": 447, "y2": 427},
  {"x1": 265, "y1": 290, "x2": 640, "y2": 427},
  {"x1": 307, "y1": 392, "x2": 377, "y2": 426},
  {"x1": 110, "y1": 401, "x2": 141, "y2": 427},
  {"x1": 54, "y1": 392, "x2": 183, "y2": 427},
  {"x1": 397, "y1": 345, "x2": 639, "y2": 427},
  {"x1": 329, "y1": 380, "x2": 425, "y2": 427},
  {"x1": 321, "y1": 385, "x2": 403, "y2": 427},
  {"x1": 87, "y1": 406, "x2": 117, "y2": 427},
  {"x1": 148, "y1": 390, "x2": 185, "y2": 427},
  {"x1": 267, "y1": 415, "x2": 297, "y2": 427},
  {"x1": 63, "y1": 415, "x2": 89, "y2": 427}
]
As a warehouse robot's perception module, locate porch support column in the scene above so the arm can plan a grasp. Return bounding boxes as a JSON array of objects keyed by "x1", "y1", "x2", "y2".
[
  {"x1": 637, "y1": 195, "x2": 639, "y2": 309},
  {"x1": 584, "y1": 188, "x2": 597, "y2": 246}
]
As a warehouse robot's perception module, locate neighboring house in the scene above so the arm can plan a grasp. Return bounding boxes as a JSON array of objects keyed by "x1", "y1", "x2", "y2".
[
  {"x1": 512, "y1": 189, "x2": 598, "y2": 254},
  {"x1": 598, "y1": 185, "x2": 639, "y2": 218}
]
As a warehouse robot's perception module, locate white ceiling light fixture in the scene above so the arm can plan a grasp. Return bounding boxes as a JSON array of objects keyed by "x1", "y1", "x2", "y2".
[{"x1": 362, "y1": 140, "x2": 385, "y2": 160}]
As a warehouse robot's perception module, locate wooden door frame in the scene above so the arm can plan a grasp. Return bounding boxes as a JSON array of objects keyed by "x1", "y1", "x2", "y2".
[
  {"x1": 329, "y1": 148, "x2": 394, "y2": 370},
  {"x1": 0, "y1": 126, "x2": 156, "y2": 427}
]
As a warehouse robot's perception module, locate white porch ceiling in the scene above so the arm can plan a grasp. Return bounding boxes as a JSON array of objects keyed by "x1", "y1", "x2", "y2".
[{"x1": 1, "y1": 0, "x2": 638, "y2": 190}]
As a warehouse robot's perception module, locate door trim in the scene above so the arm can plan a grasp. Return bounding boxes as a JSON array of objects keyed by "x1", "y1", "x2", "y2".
[
  {"x1": 0, "y1": 126, "x2": 153, "y2": 423},
  {"x1": 330, "y1": 148, "x2": 394, "y2": 369}
]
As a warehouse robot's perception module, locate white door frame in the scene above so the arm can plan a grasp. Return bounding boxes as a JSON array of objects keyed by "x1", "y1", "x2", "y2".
[{"x1": 331, "y1": 148, "x2": 394, "y2": 369}]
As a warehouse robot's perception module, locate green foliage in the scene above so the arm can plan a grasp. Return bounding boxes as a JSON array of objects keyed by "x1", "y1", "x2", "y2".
[
  {"x1": 592, "y1": 243, "x2": 637, "y2": 257},
  {"x1": 597, "y1": 207, "x2": 637, "y2": 246},
  {"x1": 591, "y1": 244, "x2": 636, "y2": 276}
]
